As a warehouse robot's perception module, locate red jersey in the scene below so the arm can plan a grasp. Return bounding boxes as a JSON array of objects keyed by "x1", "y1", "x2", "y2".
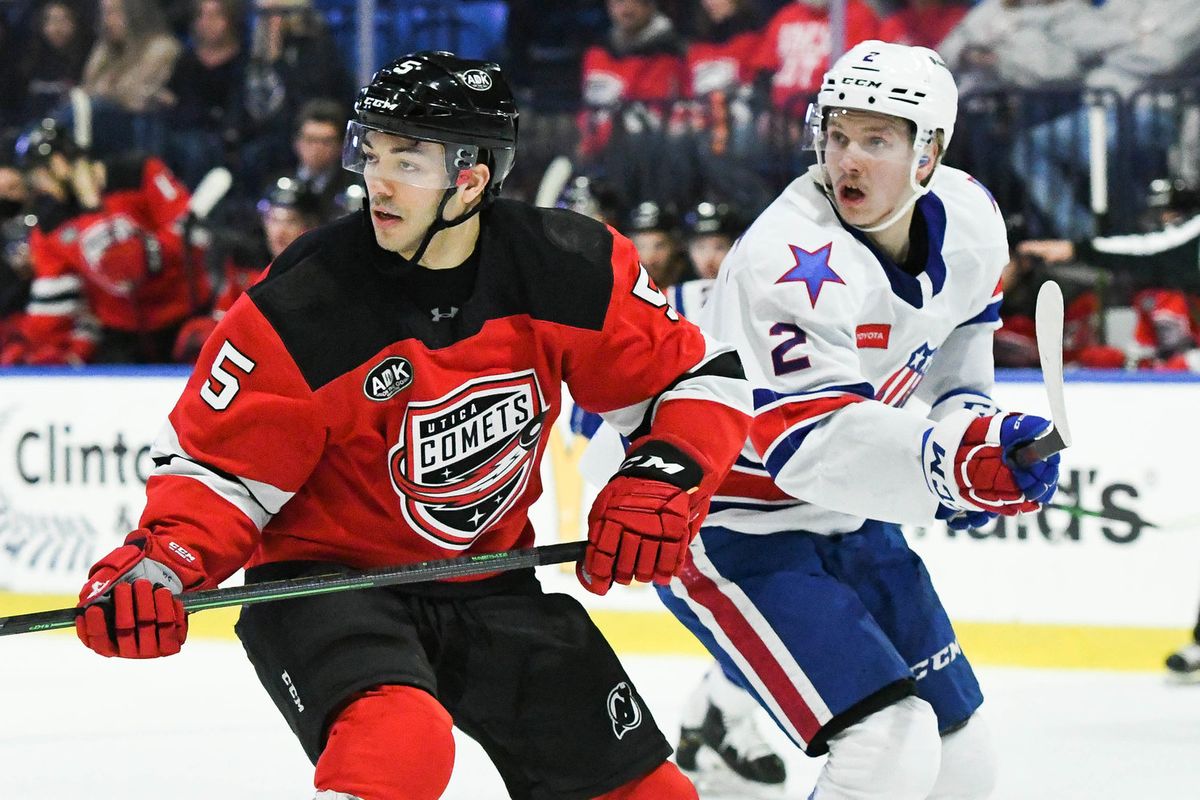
[
  {"x1": 878, "y1": 5, "x2": 968, "y2": 51},
  {"x1": 756, "y1": 1, "x2": 881, "y2": 108},
  {"x1": 136, "y1": 202, "x2": 750, "y2": 588},
  {"x1": 686, "y1": 28, "x2": 764, "y2": 97},
  {"x1": 581, "y1": 41, "x2": 687, "y2": 107},
  {"x1": 22, "y1": 155, "x2": 210, "y2": 359}
]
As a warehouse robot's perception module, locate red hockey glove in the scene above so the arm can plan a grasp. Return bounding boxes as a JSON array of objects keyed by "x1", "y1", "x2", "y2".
[
  {"x1": 923, "y1": 410, "x2": 1060, "y2": 516},
  {"x1": 76, "y1": 536, "x2": 195, "y2": 658},
  {"x1": 579, "y1": 441, "x2": 706, "y2": 596}
]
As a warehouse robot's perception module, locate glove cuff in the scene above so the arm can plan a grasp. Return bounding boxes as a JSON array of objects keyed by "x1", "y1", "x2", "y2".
[
  {"x1": 921, "y1": 408, "x2": 979, "y2": 511},
  {"x1": 615, "y1": 440, "x2": 703, "y2": 493}
]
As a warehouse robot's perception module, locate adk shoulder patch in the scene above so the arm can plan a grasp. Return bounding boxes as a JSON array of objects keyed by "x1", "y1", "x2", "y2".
[{"x1": 364, "y1": 356, "x2": 414, "y2": 401}]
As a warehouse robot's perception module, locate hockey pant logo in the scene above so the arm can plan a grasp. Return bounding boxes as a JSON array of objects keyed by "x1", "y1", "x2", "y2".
[
  {"x1": 388, "y1": 371, "x2": 547, "y2": 549},
  {"x1": 282, "y1": 670, "x2": 305, "y2": 713},
  {"x1": 606, "y1": 681, "x2": 643, "y2": 740},
  {"x1": 910, "y1": 639, "x2": 963, "y2": 681}
]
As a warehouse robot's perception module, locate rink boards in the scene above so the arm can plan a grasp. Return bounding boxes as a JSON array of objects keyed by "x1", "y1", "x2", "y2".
[{"x1": 0, "y1": 366, "x2": 1196, "y2": 670}]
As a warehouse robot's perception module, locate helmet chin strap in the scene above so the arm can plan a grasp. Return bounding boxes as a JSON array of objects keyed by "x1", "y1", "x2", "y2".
[
  {"x1": 818, "y1": 147, "x2": 934, "y2": 236},
  {"x1": 404, "y1": 186, "x2": 488, "y2": 267}
]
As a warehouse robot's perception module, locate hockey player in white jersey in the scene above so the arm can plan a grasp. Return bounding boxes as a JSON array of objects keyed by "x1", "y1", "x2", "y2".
[{"x1": 656, "y1": 42, "x2": 1061, "y2": 800}]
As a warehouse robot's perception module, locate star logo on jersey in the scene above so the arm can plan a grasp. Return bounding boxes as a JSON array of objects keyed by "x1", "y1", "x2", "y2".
[
  {"x1": 876, "y1": 341, "x2": 939, "y2": 406},
  {"x1": 907, "y1": 342, "x2": 936, "y2": 372},
  {"x1": 777, "y1": 242, "x2": 844, "y2": 306},
  {"x1": 387, "y1": 371, "x2": 547, "y2": 549}
]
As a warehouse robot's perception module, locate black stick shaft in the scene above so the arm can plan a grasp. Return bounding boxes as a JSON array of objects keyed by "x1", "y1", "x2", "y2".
[
  {"x1": 0, "y1": 541, "x2": 586, "y2": 637},
  {"x1": 1008, "y1": 428, "x2": 1067, "y2": 470}
]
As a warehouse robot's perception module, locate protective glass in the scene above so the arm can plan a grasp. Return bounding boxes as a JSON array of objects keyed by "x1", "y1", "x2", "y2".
[
  {"x1": 803, "y1": 105, "x2": 918, "y2": 167},
  {"x1": 342, "y1": 121, "x2": 481, "y2": 189}
]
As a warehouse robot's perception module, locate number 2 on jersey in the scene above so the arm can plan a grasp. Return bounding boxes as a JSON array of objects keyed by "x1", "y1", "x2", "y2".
[{"x1": 769, "y1": 323, "x2": 811, "y2": 375}]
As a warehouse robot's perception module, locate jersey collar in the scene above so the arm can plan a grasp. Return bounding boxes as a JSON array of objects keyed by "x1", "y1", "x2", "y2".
[{"x1": 843, "y1": 192, "x2": 948, "y2": 309}]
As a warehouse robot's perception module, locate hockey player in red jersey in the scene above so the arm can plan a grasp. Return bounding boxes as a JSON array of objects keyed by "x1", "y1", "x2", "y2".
[
  {"x1": 73, "y1": 51, "x2": 752, "y2": 800},
  {"x1": 0, "y1": 118, "x2": 211, "y2": 364}
]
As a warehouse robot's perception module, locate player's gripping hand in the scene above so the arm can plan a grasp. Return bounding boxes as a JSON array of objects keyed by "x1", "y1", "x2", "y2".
[
  {"x1": 924, "y1": 410, "x2": 1060, "y2": 516},
  {"x1": 579, "y1": 441, "x2": 706, "y2": 596},
  {"x1": 76, "y1": 535, "x2": 194, "y2": 658}
]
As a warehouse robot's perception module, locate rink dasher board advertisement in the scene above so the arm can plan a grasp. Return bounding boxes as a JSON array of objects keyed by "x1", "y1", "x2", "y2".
[{"x1": 0, "y1": 368, "x2": 1197, "y2": 632}]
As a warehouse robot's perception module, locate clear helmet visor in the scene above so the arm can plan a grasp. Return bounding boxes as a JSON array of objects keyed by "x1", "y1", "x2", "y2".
[
  {"x1": 342, "y1": 120, "x2": 481, "y2": 190},
  {"x1": 805, "y1": 105, "x2": 921, "y2": 168}
]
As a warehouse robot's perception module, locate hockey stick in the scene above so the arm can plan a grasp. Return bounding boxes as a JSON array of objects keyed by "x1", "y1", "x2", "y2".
[
  {"x1": 181, "y1": 167, "x2": 233, "y2": 313},
  {"x1": 1009, "y1": 280, "x2": 1073, "y2": 468},
  {"x1": 0, "y1": 541, "x2": 586, "y2": 637},
  {"x1": 188, "y1": 167, "x2": 233, "y2": 221},
  {"x1": 535, "y1": 155, "x2": 573, "y2": 208},
  {"x1": 69, "y1": 87, "x2": 91, "y2": 152}
]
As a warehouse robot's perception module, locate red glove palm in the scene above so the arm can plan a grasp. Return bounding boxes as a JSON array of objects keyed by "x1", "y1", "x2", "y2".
[
  {"x1": 578, "y1": 441, "x2": 707, "y2": 596},
  {"x1": 76, "y1": 540, "x2": 191, "y2": 658}
]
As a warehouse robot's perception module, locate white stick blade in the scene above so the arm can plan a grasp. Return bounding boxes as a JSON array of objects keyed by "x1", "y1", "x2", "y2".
[
  {"x1": 189, "y1": 167, "x2": 233, "y2": 220},
  {"x1": 1034, "y1": 280, "x2": 1072, "y2": 447}
]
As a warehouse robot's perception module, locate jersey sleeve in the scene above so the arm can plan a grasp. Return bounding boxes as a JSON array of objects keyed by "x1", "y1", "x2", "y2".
[
  {"x1": 709, "y1": 230, "x2": 942, "y2": 526},
  {"x1": 17, "y1": 226, "x2": 96, "y2": 363},
  {"x1": 914, "y1": 176, "x2": 1010, "y2": 420},
  {"x1": 137, "y1": 295, "x2": 327, "y2": 587},
  {"x1": 564, "y1": 230, "x2": 751, "y2": 495}
]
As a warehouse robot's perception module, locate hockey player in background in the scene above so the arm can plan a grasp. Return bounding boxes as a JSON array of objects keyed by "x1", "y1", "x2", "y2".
[
  {"x1": 72, "y1": 51, "x2": 752, "y2": 800},
  {"x1": 171, "y1": 176, "x2": 323, "y2": 363},
  {"x1": 0, "y1": 118, "x2": 211, "y2": 364},
  {"x1": 657, "y1": 42, "x2": 1062, "y2": 800}
]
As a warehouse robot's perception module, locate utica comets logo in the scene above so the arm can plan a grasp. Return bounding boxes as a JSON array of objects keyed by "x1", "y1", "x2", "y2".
[{"x1": 388, "y1": 371, "x2": 547, "y2": 549}]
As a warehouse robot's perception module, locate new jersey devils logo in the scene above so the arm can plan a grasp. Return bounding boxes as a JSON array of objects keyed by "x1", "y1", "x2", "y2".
[
  {"x1": 606, "y1": 682, "x2": 643, "y2": 740},
  {"x1": 388, "y1": 371, "x2": 547, "y2": 549}
]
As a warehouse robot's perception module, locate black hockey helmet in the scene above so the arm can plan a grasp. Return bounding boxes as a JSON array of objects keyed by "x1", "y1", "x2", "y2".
[
  {"x1": 682, "y1": 201, "x2": 742, "y2": 240},
  {"x1": 344, "y1": 51, "x2": 518, "y2": 198},
  {"x1": 1146, "y1": 177, "x2": 1200, "y2": 214},
  {"x1": 258, "y1": 177, "x2": 324, "y2": 221},
  {"x1": 14, "y1": 118, "x2": 84, "y2": 169},
  {"x1": 626, "y1": 201, "x2": 678, "y2": 235}
]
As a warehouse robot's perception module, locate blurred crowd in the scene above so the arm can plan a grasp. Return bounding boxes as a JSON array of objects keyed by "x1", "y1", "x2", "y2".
[{"x1": 1, "y1": 0, "x2": 1200, "y2": 371}]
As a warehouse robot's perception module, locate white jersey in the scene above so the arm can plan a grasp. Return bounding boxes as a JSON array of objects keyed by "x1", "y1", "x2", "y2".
[{"x1": 700, "y1": 165, "x2": 1008, "y2": 535}]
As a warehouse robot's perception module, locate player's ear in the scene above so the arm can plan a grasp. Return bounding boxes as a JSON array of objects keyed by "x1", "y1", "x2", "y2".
[
  {"x1": 916, "y1": 132, "x2": 943, "y2": 185},
  {"x1": 457, "y1": 163, "x2": 491, "y2": 206}
]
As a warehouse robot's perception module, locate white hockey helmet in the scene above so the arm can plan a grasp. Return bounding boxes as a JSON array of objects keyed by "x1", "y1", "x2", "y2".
[
  {"x1": 808, "y1": 41, "x2": 959, "y2": 232},
  {"x1": 814, "y1": 40, "x2": 958, "y2": 156}
]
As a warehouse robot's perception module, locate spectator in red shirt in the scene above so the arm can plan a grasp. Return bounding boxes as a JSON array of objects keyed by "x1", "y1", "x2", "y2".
[
  {"x1": 582, "y1": 0, "x2": 687, "y2": 107},
  {"x1": 755, "y1": 0, "x2": 880, "y2": 111},
  {"x1": 579, "y1": 0, "x2": 688, "y2": 158},
  {"x1": 685, "y1": 0, "x2": 765, "y2": 98},
  {"x1": 879, "y1": 0, "x2": 969, "y2": 51}
]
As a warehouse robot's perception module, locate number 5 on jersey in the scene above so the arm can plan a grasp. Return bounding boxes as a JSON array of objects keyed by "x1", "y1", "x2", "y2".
[{"x1": 201, "y1": 340, "x2": 257, "y2": 410}]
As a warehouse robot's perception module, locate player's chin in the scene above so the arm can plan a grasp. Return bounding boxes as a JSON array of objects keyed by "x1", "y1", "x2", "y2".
[{"x1": 836, "y1": 203, "x2": 877, "y2": 227}]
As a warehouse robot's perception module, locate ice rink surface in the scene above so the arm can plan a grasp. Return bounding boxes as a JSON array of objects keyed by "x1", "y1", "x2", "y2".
[{"x1": 2, "y1": 635, "x2": 1199, "y2": 799}]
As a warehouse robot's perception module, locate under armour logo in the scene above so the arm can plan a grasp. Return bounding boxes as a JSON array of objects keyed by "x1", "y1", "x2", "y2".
[{"x1": 431, "y1": 307, "x2": 459, "y2": 322}]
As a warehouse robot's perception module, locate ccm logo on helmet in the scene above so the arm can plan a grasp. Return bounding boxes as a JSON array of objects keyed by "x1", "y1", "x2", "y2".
[
  {"x1": 362, "y1": 96, "x2": 399, "y2": 112},
  {"x1": 458, "y1": 69, "x2": 493, "y2": 91},
  {"x1": 840, "y1": 78, "x2": 882, "y2": 88}
]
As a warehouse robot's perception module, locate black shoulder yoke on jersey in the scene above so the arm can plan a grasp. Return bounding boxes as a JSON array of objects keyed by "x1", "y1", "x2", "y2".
[{"x1": 247, "y1": 199, "x2": 617, "y2": 391}]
